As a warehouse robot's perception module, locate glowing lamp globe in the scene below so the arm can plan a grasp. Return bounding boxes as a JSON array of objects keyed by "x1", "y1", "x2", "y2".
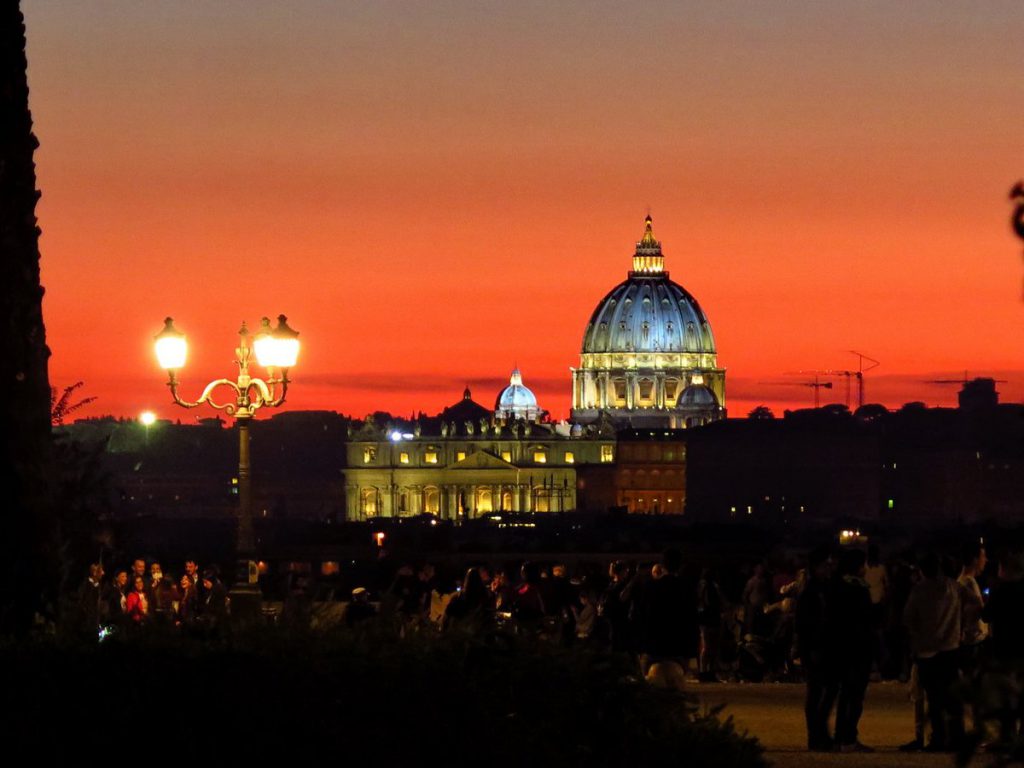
[
  {"x1": 139, "y1": 411, "x2": 157, "y2": 427},
  {"x1": 254, "y1": 314, "x2": 300, "y2": 369},
  {"x1": 154, "y1": 317, "x2": 187, "y2": 370}
]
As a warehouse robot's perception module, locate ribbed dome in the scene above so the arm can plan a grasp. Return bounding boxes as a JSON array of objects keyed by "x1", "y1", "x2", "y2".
[
  {"x1": 581, "y1": 279, "x2": 715, "y2": 355},
  {"x1": 495, "y1": 369, "x2": 541, "y2": 421},
  {"x1": 677, "y1": 384, "x2": 718, "y2": 408},
  {"x1": 571, "y1": 215, "x2": 726, "y2": 429}
]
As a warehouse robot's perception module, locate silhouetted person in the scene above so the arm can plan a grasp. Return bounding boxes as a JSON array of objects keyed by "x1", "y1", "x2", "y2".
[
  {"x1": 982, "y1": 547, "x2": 1024, "y2": 745},
  {"x1": 796, "y1": 546, "x2": 836, "y2": 751},
  {"x1": 104, "y1": 570, "x2": 129, "y2": 626},
  {"x1": 513, "y1": 562, "x2": 546, "y2": 632},
  {"x1": 444, "y1": 568, "x2": 489, "y2": 630},
  {"x1": 958, "y1": 541, "x2": 988, "y2": 680},
  {"x1": 76, "y1": 563, "x2": 105, "y2": 634},
  {"x1": 640, "y1": 549, "x2": 699, "y2": 690},
  {"x1": 903, "y1": 552, "x2": 963, "y2": 752},
  {"x1": 697, "y1": 567, "x2": 725, "y2": 682},
  {"x1": 827, "y1": 548, "x2": 874, "y2": 753},
  {"x1": 602, "y1": 561, "x2": 632, "y2": 653}
]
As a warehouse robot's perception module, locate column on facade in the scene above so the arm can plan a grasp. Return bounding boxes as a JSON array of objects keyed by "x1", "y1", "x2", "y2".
[
  {"x1": 626, "y1": 373, "x2": 635, "y2": 409},
  {"x1": 655, "y1": 373, "x2": 665, "y2": 409}
]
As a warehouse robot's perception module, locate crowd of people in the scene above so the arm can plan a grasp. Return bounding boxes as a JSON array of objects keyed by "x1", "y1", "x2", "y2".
[
  {"x1": 76, "y1": 558, "x2": 229, "y2": 633},
  {"x1": 76, "y1": 538, "x2": 1024, "y2": 754}
]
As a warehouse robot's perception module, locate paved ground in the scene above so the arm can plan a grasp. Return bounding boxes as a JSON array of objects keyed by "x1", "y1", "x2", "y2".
[{"x1": 697, "y1": 681, "x2": 963, "y2": 768}]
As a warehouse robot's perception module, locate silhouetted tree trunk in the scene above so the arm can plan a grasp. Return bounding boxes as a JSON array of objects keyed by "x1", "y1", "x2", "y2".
[{"x1": 0, "y1": 2, "x2": 55, "y2": 633}]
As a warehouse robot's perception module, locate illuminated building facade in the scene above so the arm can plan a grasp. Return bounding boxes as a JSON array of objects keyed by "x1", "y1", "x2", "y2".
[
  {"x1": 344, "y1": 389, "x2": 615, "y2": 520},
  {"x1": 571, "y1": 216, "x2": 726, "y2": 428}
]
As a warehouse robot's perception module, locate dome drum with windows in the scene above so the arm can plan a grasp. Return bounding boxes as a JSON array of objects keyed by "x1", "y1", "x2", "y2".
[{"x1": 570, "y1": 216, "x2": 726, "y2": 428}]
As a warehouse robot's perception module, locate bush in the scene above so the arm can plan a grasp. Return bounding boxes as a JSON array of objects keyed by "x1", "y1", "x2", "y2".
[{"x1": 3, "y1": 627, "x2": 764, "y2": 766}]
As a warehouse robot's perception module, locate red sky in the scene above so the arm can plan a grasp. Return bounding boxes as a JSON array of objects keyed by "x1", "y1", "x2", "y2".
[{"x1": 24, "y1": 2, "x2": 1024, "y2": 422}]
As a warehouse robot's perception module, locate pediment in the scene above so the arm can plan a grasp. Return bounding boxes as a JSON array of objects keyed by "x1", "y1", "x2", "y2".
[{"x1": 450, "y1": 451, "x2": 517, "y2": 470}]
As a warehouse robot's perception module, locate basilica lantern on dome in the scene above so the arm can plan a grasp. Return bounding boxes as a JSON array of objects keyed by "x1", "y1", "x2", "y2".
[{"x1": 570, "y1": 216, "x2": 726, "y2": 428}]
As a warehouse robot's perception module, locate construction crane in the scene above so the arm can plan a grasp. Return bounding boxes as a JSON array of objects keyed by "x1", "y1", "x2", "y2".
[
  {"x1": 925, "y1": 371, "x2": 1007, "y2": 386},
  {"x1": 769, "y1": 374, "x2": 834, "y2": 408},
  {"x1": 848, "y1": 351, "x2": 880, "y2": 409}
]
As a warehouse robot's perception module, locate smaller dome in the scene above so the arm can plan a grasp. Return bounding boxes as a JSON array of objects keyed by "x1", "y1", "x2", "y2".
[
  {"x1": 495, "y1": 368, "x2": 541, "y2": 421},
  {"x1": 677, "y1": 384, "x2": 718, "y2": 409}
]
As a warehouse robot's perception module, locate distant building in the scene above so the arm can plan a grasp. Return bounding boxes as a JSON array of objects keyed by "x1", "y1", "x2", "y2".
[
  {"x1": 614, "y1": 428, "x2": 688, "y2": 514},
  {"x1": 343, "y1": 389, "x2": 615, "y2": 520},
  {"x1": 571, "y1": 216, "x2": 726, "y2": 428},
  {"x1": 495, "y1": 368, "x2": 543, "y2": 422}
]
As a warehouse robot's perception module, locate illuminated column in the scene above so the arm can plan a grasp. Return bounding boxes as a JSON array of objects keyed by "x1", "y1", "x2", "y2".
[{"x1": 626, "y1": 374, "x2": 635, "y2": 409}]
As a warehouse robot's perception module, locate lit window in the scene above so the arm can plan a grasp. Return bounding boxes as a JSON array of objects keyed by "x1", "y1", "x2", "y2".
[
  {"x1": 887, "y1": 498, "x2": 895, "y2": 510},
  {"x1": 321, "y1": 561, "x2": 340, "y2": 576},
  {"x1": 363, "y1": 447, "x2": 376, "y2": 464},
  {"x1": 456, "y1": 451, "x2": 466, "y2": 462},
  {"x1": 533, "y1": 451, "x2": 547, "y2": 464},
  {"x1": 425, "y1": 451, "x2": 438, "y2": 464},
  {"x1": 564, "y1": 451, "x2": 575, "y2": 464},
  {"x1": 501, "y1": 450, "x2": 512, "y2": 462},
  {"x1": 601, "y1": 445, "x2": 614, "y2": 463},
  {"x1": 399, "y1": 452, "x2": 410, "y2": 464}
]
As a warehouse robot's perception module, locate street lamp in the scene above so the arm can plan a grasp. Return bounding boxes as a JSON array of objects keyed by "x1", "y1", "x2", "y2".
[
  {"x1": 139, "y1": 410, "x2": 156, "y2": 446},
  {"x1": 154, "y1": 314, "x2": 300, "y2": 616}
]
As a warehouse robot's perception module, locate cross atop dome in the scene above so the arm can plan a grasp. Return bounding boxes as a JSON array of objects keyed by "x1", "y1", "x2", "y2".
[{"x1": 632, "y1": 215, "x2": 665, "y2": 274}]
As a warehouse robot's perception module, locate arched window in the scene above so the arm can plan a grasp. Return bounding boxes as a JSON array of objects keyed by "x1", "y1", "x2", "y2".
[
  {"x1": 360, "y1": 487, "x2": 378, "y2": 517},
  {"x1": 476, "y1": 488, "x2": 493, "y2": 514},
  {"x1": 424, "y1": 486, "x2": 439, "y2": 515}
]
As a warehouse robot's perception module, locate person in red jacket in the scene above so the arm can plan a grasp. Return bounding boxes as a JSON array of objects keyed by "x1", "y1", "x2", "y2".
[{"x1": 125, "y1": 576, "x2": 150, "y2": 624}]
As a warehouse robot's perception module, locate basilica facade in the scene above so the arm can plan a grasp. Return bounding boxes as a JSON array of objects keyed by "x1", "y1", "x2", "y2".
[
  {"x1": 571, "y1": 216, "x2": 726, "y2": 428},
  {"x1": 343, "y1": 388, "x2": 615, "y2": 521}
]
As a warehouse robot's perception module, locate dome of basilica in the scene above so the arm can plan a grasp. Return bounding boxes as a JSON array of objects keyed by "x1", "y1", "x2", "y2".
[
  {"x1": 570, "y1": 215, "x2": 726, "y2": 428},
  {"x1": 582, "y1": 216, "x2": 715, "y2": 355},
  {"x1": 495, "y1": 368, "x2": 541, "y2": 421}
]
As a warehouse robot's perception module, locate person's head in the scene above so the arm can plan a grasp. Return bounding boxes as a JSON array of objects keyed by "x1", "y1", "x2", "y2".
[
  {"x1": 202, "y1": 569, "x2": 217, "y2": 589},
  {"x1": 114, "y1": 570, "x2": 128, "y2": 588},
  {"x1": 185, "y1": 559, "x2": 198, "y2": 576},
  {"x1": 179, "y1": 575, "x2": 191, "y2": 590},
  {"x1": 351, "y1": 587, "x2": 368, "y2": 603},
  {"x1": 132, "y1": 559, "x2": 146, "y2": 577},
  {"x1": 552, "y1": 564, "x2": 567, "y2": 579},
  {"x1": 962, "y1": 541, "x2": 987, "y2": 574},
  {"x1": 89, "y1": 563, "x2": 104, "y2": 581},
  {"x1": 651, "y1": 563, "x2": 666, "y2": 580},
  {"x1": 150, "y1": 562, "x2": 162, "y2": 578},
  {"x1": 837, "y1": 548, "x2": 867, "y2": 579},
  {"x1": 419, "y1": 563, "x2": 435, "y2": 581},
  {"x1": 609, "y1": 560, "x2": 628, "y2": 581},
  {"x1": 463, "y1": 567, "x2": 485, "y2": 598},
  {"x1": 477, "y1": 565, "x2": 492, "y2": 583},
  {"x1": 133, "y1": 576, "x2": 145, "y2": 592},
  {"x1": 662, "y1": 548, "x2": 683, "y2": 576}
]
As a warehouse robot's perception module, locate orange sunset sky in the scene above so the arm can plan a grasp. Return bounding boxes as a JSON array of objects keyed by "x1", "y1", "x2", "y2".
[{"x1": 23, "y1": 1, "x2": 1024, "y2": 422}]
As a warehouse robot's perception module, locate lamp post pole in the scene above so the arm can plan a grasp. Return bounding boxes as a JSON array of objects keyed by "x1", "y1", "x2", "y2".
[{"x1": 155, "y1": 315, "x2": 299, "y2": 619}]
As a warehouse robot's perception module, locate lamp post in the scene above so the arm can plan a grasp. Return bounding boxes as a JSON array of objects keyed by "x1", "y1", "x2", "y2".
[{"x1": 154, "y1": 314, "x2": 300, "y2": 617}]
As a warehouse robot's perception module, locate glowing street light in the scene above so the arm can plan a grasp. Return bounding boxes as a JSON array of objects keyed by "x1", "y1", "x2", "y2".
[
  {"x1": 154, "y1": 315, "x2": 300, "y2": 617},
  {"x1": 139, "y1": 411, "x2": 157, "y2": 427}
]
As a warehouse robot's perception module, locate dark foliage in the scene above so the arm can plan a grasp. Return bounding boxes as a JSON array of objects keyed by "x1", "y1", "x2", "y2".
[
  {"x1": 2, "y1": 628, "x2": 765, "y2": 767},
  {"x1": 49, "y1": 381, "x2": 96, "y2": 426}
]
